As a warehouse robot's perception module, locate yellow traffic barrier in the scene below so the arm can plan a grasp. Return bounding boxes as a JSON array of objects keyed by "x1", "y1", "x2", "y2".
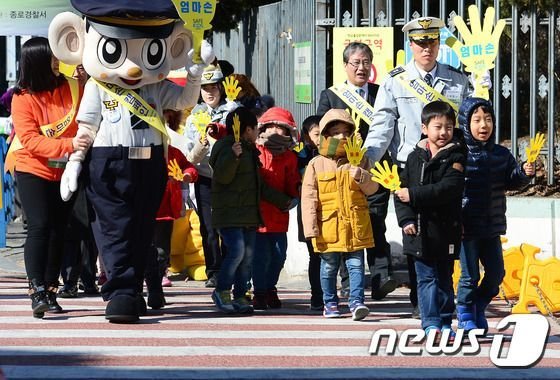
[
  {"x1": 452, "y1": 236, "x2": 509, "y2": 293},
  {"x1": 499, "y1": 246, "x2": 525, "y2": 299},
  {"x1": 512, "y1": 243, "x2": 560, "y2": 315}
]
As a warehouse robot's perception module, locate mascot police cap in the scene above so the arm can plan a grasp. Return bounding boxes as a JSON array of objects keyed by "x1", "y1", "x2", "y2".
[{"x1": 71, "y1": 0, "x2": 179, "y2": 39}]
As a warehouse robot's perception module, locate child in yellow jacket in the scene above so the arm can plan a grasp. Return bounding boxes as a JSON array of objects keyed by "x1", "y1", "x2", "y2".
[{"x1": 301, "y1": 109, "x2": 378, "y2": 320}]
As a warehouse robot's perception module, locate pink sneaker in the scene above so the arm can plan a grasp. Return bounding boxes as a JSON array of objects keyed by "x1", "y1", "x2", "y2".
[
  {"x1": 98, "y1": 272, "x2": 107, "y2": 286},
  {"x1": 161, "y1": 276, "x2": 172, "y2": 287}
]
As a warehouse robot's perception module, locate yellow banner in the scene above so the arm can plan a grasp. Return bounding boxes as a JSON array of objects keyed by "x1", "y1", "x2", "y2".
[
  {"x1": 329, "y1": 84, "x2": 376, "y2": 126},
  {"x1": 93, "y1": 79, "x2": 168, "y2": 138},
  {"x1": 333, "y1": 27, "x2": 394, "y2": 85},
  {"x1": 393, "y1": 69, "x2": 458, "y2": 112}
]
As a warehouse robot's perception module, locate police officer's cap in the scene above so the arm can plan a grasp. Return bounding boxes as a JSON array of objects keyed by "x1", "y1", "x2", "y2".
[
  {"x1": 402, "y1": 17, "x2": 444, "y2": 42},
  {"x1": 201, "y1": 64, "x2": 224, "y2": 85},
  {"x1": 71, "y1": 0, "x2": 179, "y2": 39}
]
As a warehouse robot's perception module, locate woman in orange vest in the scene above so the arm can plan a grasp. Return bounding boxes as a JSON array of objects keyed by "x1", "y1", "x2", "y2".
[{"x1": 11, "y1": 37, "x2": 89, "y2": 318}]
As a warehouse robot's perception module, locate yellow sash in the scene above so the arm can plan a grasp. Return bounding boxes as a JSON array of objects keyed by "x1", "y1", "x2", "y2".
[
  {"x1": 329, "y1": 84, "x2": 376, "y2": 126},
  {"x1": 5, "y1": 78, "x2": 80, "y2": 174},
  {"x1": 93, "y1": 79, "x2": 168, "y2": 138},
  {"x1": 392, "y1": 68, "x2": 458, "y2": 112}
]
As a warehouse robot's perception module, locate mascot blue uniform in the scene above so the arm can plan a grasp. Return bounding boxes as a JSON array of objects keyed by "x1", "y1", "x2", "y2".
[{"x1": 48, "y1": 0, "x2": 214, "y2": 322}]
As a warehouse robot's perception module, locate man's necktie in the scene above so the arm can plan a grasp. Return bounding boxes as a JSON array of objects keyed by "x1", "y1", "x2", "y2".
[
  {"x1": 424, "y1": 73, "x2": 433, "y2": 87},
  {"x1": 358, "y1": 88, "x2": 365, "y2": 99}
]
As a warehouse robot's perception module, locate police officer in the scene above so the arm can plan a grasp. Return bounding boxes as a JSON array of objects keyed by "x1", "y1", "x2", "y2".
[
  {"x1": 364, "y1": 16, "x2": 472, "y2": 317},
  {"x1": 317, "y1": 42, "x2": 397, "y2": 302}
]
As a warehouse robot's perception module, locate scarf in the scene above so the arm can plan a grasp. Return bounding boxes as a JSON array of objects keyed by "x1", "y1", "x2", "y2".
[
  {"x1": 319, "y1": 135, "x2": 348, "y2": 159},
  {"x1": 257, "y1": 129, "x2": 294, "y2": 156}
]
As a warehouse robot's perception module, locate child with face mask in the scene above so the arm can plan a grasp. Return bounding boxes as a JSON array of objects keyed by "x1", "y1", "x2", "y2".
[
  {"x1": 301, "y1": 109, "x2": 378, "y2": 321},
  {"x1": 251, "y1": 107, "x2": 301, "y2": 310}
]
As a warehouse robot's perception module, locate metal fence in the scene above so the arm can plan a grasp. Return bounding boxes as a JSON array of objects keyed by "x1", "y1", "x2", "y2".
[{"x1": 213, "y1": 0, "x2": 559, "y2": 184}]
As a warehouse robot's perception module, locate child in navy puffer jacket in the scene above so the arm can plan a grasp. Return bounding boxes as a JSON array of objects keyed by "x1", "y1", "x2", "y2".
[{"x1": 457, "y1": 97, "x2": 535, "y2": 332}]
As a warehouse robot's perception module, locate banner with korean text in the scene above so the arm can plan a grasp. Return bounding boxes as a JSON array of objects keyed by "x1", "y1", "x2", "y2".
[
  {"x1": 332, "y1": 27, "x2": 394, "y2": 85},
  {"x1": 0, "y1": 0, "x2": 75, "y2": 36}
]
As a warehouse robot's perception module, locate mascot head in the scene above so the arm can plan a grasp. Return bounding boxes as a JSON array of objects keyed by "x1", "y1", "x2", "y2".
[{"x1": 48, "y1": 0, "x2": 193, "y2": 89}]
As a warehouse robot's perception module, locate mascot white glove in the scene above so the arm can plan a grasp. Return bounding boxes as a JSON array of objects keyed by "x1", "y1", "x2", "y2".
[
  {"x1": 60, "y1": 160, "x2": 82, "y2": 201},
  {"x1": 186, "y1": 40, "x2": 215, "y2": 78},
  {"x1": 224, "y1": 100, "x2": 239, "y2": 112},
  {"x1": 470, "y1": 70, "x2": 493, "y2": 91}
]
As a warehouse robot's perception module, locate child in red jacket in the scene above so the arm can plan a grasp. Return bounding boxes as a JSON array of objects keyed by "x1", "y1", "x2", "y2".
[
  {"x1": 252, "y1": 107, "x2": 301, "y2": 310},
  {"x1": 145, "y1": 111, "x2": 198, "y2": 310}
]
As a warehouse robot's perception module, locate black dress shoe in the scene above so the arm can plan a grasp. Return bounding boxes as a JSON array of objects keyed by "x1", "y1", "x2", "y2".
[
  {"x1": 58, "y1": 284, "x2": 78, "y2": 298},
  {"x1": 371, "y1": 277, "x2": 397, "y2": 300},
  {"x1": 105, "y1": 294, "x2": 139, "y2": 323}
]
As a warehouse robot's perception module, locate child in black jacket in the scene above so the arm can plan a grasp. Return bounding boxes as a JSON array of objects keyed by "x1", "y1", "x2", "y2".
[{"x1": 394, "y1": 101, "x2": 466, "y2": 338}]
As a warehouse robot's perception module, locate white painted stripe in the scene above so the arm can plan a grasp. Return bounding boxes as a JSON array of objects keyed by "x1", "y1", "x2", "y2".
[
  {"x1": 0, "y1": 315, "x2": 422, "y2": 326},
  {"x1": 0, "y1": 329, "x2": 558, "y2": 343},
  {"x1": 0, "y1": 329, "x2": 377, "y2": 339},
  {"x1": 0, "y1": 345, "x2": 559, "y2": 358}
]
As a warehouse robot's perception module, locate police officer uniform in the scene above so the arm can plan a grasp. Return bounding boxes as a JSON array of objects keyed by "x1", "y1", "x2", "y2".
[
  {"x1": 364, "y1": 17, "x2": 472, "y2": 166},
  {"x1": 363, "y1": 16, "x2": 471, "y2": 313}
]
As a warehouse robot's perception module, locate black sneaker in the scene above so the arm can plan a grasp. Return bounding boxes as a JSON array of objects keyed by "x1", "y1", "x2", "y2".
[
  {"x1": 205, "y1": 276, "x2": 217, "y2": 288},
  {"x1": 371, "y1": 277, "x2": 397, "y2": 300},
  {"x1": 58, "y1": 285, "x2": 78, "y2": 298}
]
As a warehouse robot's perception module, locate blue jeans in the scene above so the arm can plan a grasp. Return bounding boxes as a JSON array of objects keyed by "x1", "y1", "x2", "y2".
[
  {"x1": 414, "y1": 257, "x2": 454, "y2": 329},
  {"x1": 253, "y1": 232, "x2": 287, "y2": 293},
  {"x1": 457, "y1": 236, "x2": 505, "y2": 306},
  {"x1": 320, "y1": 251, "x2": 365, "y2": 305},
  {"x1": 216, "y1": 227, "x2": 256, "y2": 299}
]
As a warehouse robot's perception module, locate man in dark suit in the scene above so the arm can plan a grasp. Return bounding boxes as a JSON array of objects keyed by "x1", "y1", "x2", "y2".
[{"x1": 317, "y1": 42, "x2": 397, "y2": 301}]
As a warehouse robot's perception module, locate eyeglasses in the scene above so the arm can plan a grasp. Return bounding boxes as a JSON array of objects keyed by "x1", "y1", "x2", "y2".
[{"x1": 346, "y1": 60, "x2": 371, "y2": 69}]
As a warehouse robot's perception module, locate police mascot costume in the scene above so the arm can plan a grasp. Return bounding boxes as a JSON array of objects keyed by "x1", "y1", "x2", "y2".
[{"x1": 48, "y1": 0, "x2": 214, "y2": 322}]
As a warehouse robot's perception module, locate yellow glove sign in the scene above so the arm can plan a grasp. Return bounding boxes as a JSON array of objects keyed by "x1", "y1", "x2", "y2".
[
  {"x1": 233, "y1": 113, "x2": 241, "y2": 142},
  {"x1": 224, "y1": 75, "x2": 242, "y2": 102},
  {"x1": 192, "y1": 111, "x2": 211, "y2": 139},
  {"x1": 293, "y1": 141, "x2": 304, "y2": 153},
  {"x1": 344, "y1": 133, "x2": 365, "y2": 166},
  {"x1": 526, "y1": 132, "x2": 545, "y2": 164},
  {"x1": 168, "y1": 159, "x2": 185, "y2": 181},
  {"x1": 371, "y1": 160, "x2": 401, "y2": 191},
  {"x1": 445, "y1": 5, "x2": 505, "y2": 98},
  {"x1": 172, "y1": 0, "x2": 217, "y2": 63}
]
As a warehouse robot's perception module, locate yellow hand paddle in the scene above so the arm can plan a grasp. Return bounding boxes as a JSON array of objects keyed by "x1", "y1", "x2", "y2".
[
  {"x1": 233, "y1": 113, "x2": 241, "y2": 142},
  {"x1": 525, "y1": 132, "x2": 546, "y2": 164},
  {"x1": 224, "y1": 75, "x2": 242, "y2": 102},
  {"x1": 370, "y1": 160, "x2": 401, "y2": 191},
  {"x1": 167, "y1": 159, "x2": 185, "y2": 181},
  {"x1": 172, "y1": 0, "x2": 217, "y2": 63},
  {"x1": 344, "y1": 133, "x2": 366, "y2": 166},
  {"x1": 445, "y1": 5, "x2": 505, "y2": 99},
  {"x1": 192, "y1": 110, "x2": 211, "y2": 140}
]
